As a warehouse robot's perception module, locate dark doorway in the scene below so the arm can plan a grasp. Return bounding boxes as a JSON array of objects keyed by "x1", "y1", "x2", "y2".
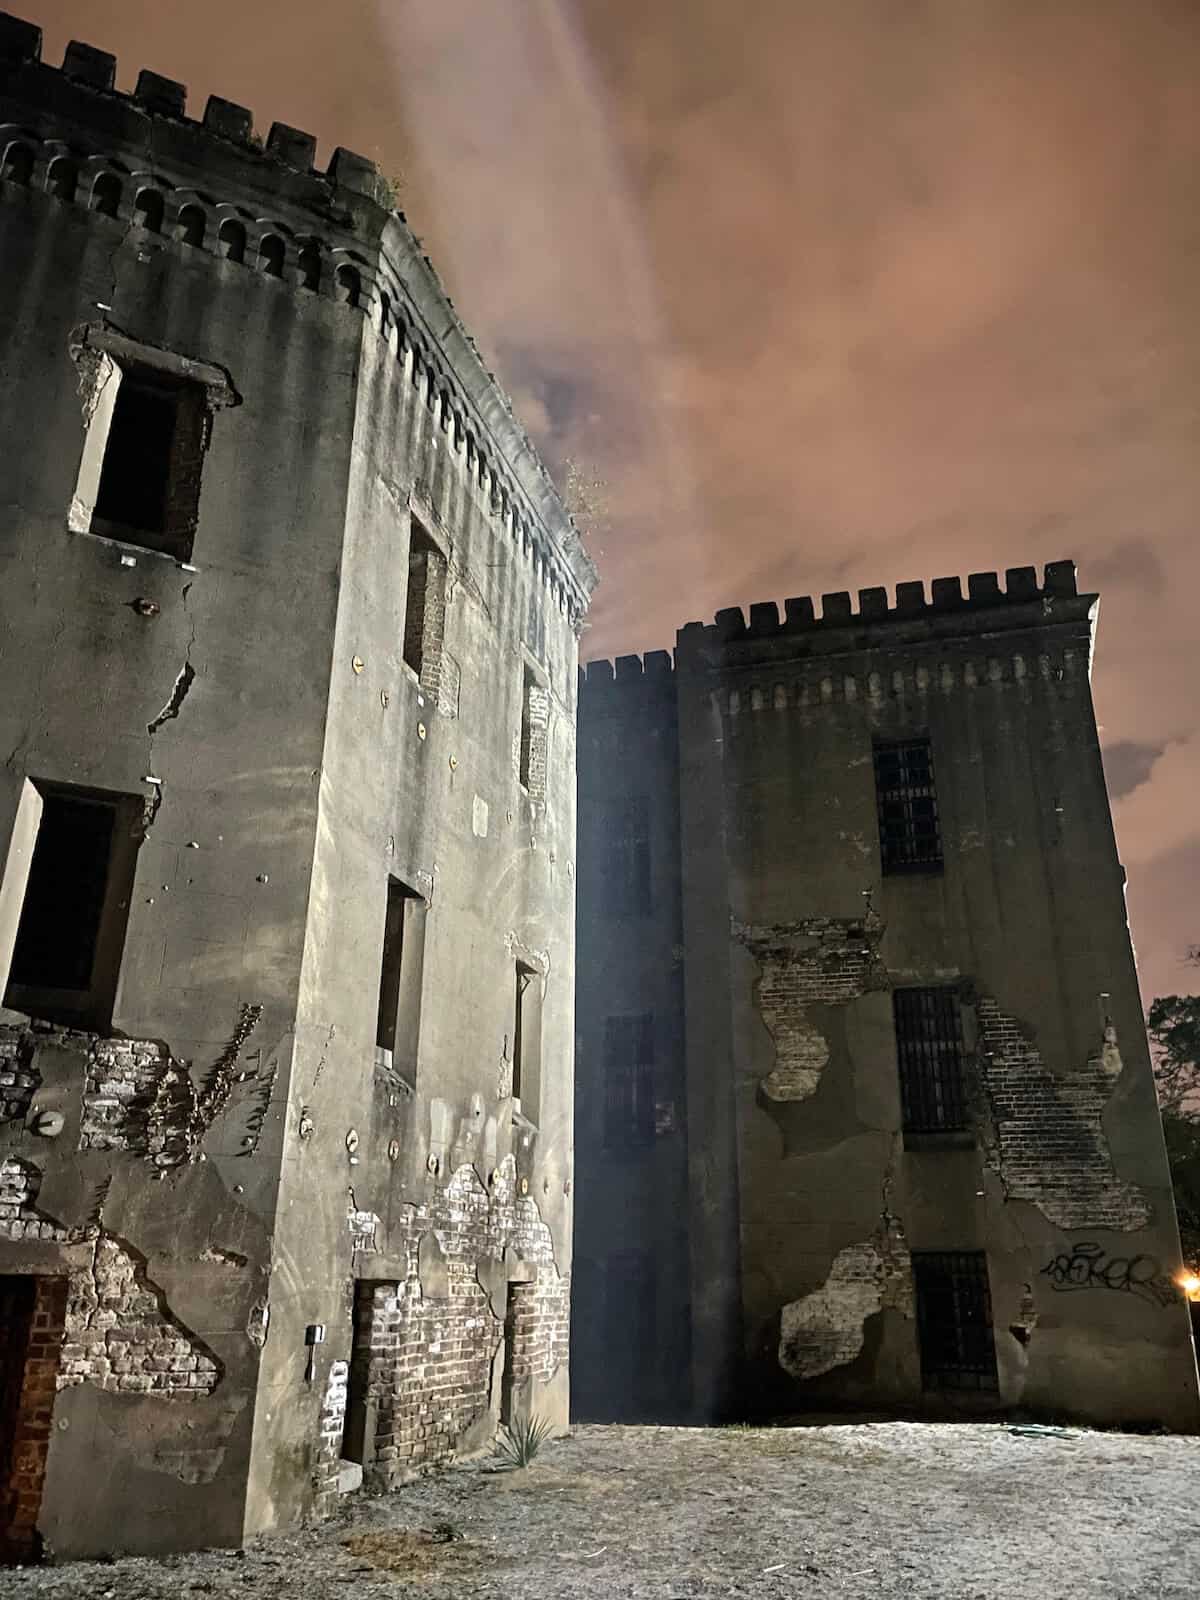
[
  {"x1": 501, "y1": 1281, "x2": 531, "y2": 1425},
  {"x1": 0, "y1": 1275, "x2": 65, "y2": 1563},
  {"x1": 341, "y1": 1281, "x2": 375, "y2": 1468}
]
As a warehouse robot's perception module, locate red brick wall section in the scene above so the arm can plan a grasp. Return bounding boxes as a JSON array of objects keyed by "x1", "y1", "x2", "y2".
[
  {"x1": 1, "y1": 1276, "x2": 67, "y2": 1563},
  {"x1": 977, "y1": 1000, "x2": 1153, "y2": 1231},
  {"x1": 354, "y1": 1158, "x2": 567, "y2": 1487}
]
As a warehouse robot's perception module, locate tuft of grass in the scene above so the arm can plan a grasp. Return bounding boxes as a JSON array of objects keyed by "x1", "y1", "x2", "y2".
[{"x1": 495, "y1": 1413, "x2": 555, "y2": 1470}]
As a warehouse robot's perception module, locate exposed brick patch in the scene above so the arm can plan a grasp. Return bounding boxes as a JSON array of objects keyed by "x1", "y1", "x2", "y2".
[
  {"x1": 504, "y1": 1273, "x2": 570, "y2": 1390},
  {"x1": 348, "y1": 1205, "x2": 380, "y2": 1254},
  {"x1": 0, "y1": 1028, "x2": 38, "y2": 1122},
  {"x1": 0, "y1": 1158, "x2": 219, "y2": 1398},
  {"x1": 977, "y1": 1003, "x2": 1152, "y2": 1231},
  {"x1": 0, "y1": 1159, "x2": 68, "y2": 1243},
  {"x1": 404, "y1": 538, "x2": 448, "y2": 699},
  {"x1": 519, "y1": 679, "x2": 550, "y2": 801},
  {"x1": 779, "y1": 1215, "x2": 912, "y2": 1381},
  {"x1": 80, "y1": 1038, "x2": 176, "y2": 1153},
  {"x1": 734, "y1": 915, "x2": 889, "y2": 1102},
  {"x1": 347, "y1": 1158, "x2": 566, "y2": 1489},
  {"x1": 0, "y1": 1012, "x2": 264, "y2": 1172},
  {"x1": 0, "y1": 1275, "x2": 67, "y2": 1563},
  {"x1": 311, "y1": 1359, "x2": 349, "y2": 1522},
  {"x1": 437, "y1": 651, "x2": 461, "y2": 719},
  {"x1": 58, "y1": 1235, "x2": 221, "y2": 1396}
]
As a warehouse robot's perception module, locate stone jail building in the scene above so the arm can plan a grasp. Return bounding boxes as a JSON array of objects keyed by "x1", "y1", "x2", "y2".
[
  {"x1": 574, "y1": 564, "x2": 1200, "y2": 1430},
  {"x1": 0, "y1": 12, "x2": 594, "y2": 1561}
]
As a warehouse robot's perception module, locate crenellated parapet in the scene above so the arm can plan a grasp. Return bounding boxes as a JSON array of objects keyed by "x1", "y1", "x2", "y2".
[
  {"x1": 0, "y1": 10, "x2": 596, "y2": 619},
  {"x1": 682, "y1": 560, "x2": 1086, "y2": 646},
  {"x1": 580, "y1": 561, "x2": 1099, "y2": 714},
  {"x1": 580, "y1": 649, "x2": 675, "y2": 691}
]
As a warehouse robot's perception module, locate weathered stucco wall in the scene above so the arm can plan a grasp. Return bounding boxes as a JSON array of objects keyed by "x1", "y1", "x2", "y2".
[
  {"x1": 576, "y1": 568, "x2": 1199, "y2": 1431},
  {"x1": 0, "y1": 12, "x2": 593, "y2": 1560}
]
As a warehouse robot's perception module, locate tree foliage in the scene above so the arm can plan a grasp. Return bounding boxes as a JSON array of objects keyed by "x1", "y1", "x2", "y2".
[{"x1": 1148, "y1": 980, "x2": 1200, "y2": 1270}]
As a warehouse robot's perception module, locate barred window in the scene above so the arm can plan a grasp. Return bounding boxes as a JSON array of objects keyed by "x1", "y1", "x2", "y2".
[
  {"x1": 604, "y1": 1013, "x2": 655, "y2": 1150},
  {"x1": 604, "y1": 796, "x2": 650, "y2": 918},
  {"x1": 912, "y1": 1251, "x2": 998, "y2": 1391},
  {"x1": 893, "y1": 986, "x2": 968, "y2": 1137},
  {"x1": 874, "y1": 738, "x2": 942, "y2": 874}
]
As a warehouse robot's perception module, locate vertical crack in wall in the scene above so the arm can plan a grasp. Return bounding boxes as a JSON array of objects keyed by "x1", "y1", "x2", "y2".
[{"x1": 778, "y1": 1141, "x2": 913, "y2": 1382}]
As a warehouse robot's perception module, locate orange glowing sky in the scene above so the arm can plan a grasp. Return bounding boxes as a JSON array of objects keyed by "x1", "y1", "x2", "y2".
[{"x1": 23, "y1": 0, "x2": 1200, "y2": 1006}]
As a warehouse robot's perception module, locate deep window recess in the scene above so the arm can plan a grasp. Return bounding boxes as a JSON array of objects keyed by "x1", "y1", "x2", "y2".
[
  {"x1": 603, "y1": 795, "x2": 651, "y2": 918},
  {"x1": 519, "y1": 668, "x2": 549, "y2": 800},
  {"x1": 874, "y1": 737, "x2": 942, "y2": 874},
  {"x1": 894, "y1": 986, "x2": 969, "y2": 1138},
  {"x1": 603, "y1": 1013, "x2": 655, "y2": 1151},
  {"x1": 912, "y1": 1251, "x2": 998, "y2": 1392},
  {"x1": 91, "y1": 367, "x2": 206, "y2": 560},
  {"x1": 402, "y1": 520, "x2": 446, "y2": 685},
  {"x1": 374, "y1": 878, "x2": 426, "y2": 1089},
  {"x1": 512, "y1": 961, "x2": 542, "y2": 1123},
  {"x1": 4, "y1": 786, "x2": 142, "y2": 1030}
]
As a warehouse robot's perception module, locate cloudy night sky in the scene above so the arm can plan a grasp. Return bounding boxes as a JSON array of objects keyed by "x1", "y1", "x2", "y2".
[{"x1": 25, "y1": 0, "x2": 1200, "y2": 1007}]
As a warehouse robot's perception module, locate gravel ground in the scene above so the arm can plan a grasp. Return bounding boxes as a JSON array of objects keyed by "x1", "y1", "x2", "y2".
[{"x1": 5, "y1": 1421, "x2": 1199, "y2": 1600}]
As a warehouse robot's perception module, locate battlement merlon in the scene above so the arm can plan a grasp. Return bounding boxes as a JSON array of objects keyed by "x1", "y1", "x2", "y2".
[
  {"x1": 0, "y1": 10, "x2": 597, "y2": 608},
  {"x1": 678, "y1": 560, "x2": 1098, "y2": 666}
]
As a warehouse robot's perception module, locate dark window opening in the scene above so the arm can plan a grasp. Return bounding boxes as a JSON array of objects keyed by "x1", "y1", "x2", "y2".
[
  {"x1": 603, "y1": 1013, "x2": 655, "y2": 1151},
  {"x1": 513, "y1": 960, "x2": 542, "y2": 1122},
  {"x1": 375, "y1": 878, "x2": 425, "y2": 1088},
  {"x1": 259, "y1": 234, "x2": 285, "y2": 277},
  {"x1": 298, "y1": 243, "x2": 321, "y2": 290},
  {"x1": 47, "y1": 158, "x2": 77, "y2": 202},
  {"x1": 335, "y1": 265, "x2": 361, "y2": 307},
  {"x1": 402, "y1": 521, "x2": 443, "y2": 682},
  {"x1": 218, "y1": 218, "x2": 246, "y2": 262},
  {"x1": 874, "y1": 737, "x2": 942, "y2": 874},
  {"x1": 913, "y1": 1251, "x2": 998, "y2": 1392},
  {"x1": 4, "y1": 786, "x2": 142, "y2": 1030},
  {"x1": 90, "y1": 172, "x2": 121, "y2": 217},
  {"x1": 894, "y1": 986, "x2": 969, "y2": 1139},
  {"x1": 604, "y1": 795, "x2": 651, "y2": 918},
  {"x1": 1, "y1": 142, "x2": 33, "y2": 185},
  {"x1": 92, "y1": 367, "x2": 204, "y2": 559},
  {"x1": 176, "y1": 204, "x2": 205, "y2": 247},
  {"x1": 133, "y1": 187, "x2": 164, "y2": 232}
]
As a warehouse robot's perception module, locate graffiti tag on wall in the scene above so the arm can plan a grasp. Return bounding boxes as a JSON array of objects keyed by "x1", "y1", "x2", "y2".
[{"x1": 1040, "y1": 1241, "x2": 1176, "y2": 1308}]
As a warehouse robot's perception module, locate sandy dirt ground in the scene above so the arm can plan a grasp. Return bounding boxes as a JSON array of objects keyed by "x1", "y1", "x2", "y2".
[{"x1": 5, "y1": 1421, "x2": 1199, "y2": 1599}]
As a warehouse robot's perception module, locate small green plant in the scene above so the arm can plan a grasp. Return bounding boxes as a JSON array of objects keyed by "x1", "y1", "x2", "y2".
[{"x1": 495, "y1": 1413, "x2": 554, "y2": 1469}]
